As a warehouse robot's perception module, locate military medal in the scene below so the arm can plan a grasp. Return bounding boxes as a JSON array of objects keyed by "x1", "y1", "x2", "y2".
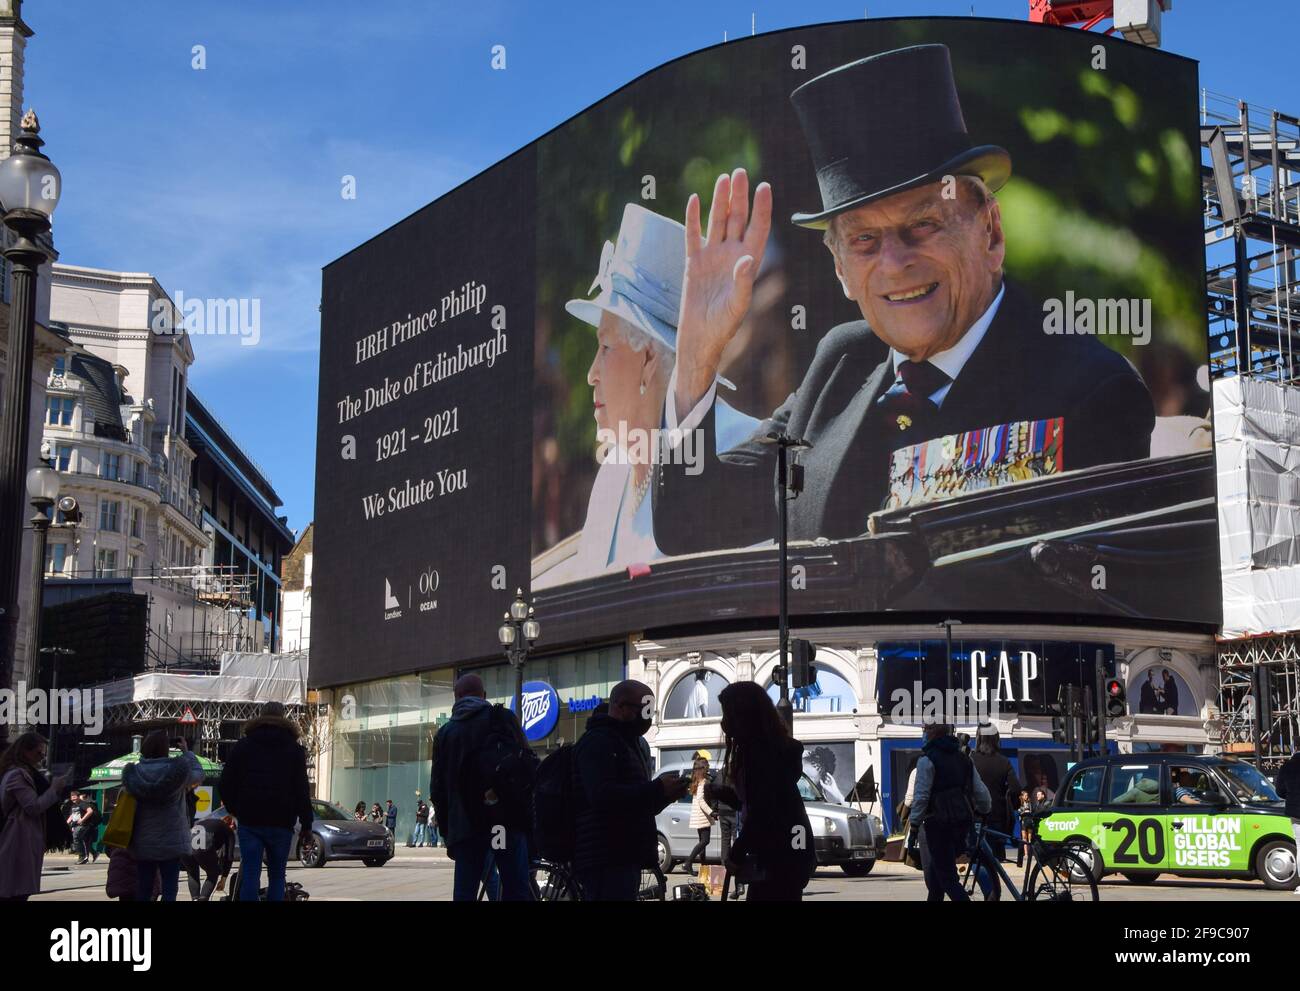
[{"x1": 896, "y1": 414, "x2": 912, "y2": 431}]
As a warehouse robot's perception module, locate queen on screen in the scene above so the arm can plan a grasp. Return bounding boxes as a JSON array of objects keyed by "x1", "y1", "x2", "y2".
[{"x1": 533, "y1": 203, "x2": 757, "y2": 589}]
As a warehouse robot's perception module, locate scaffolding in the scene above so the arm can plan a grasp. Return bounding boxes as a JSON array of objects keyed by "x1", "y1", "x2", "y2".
[
  {"x1": 48, "y1": 563, "x2": 262, "y2": 672},
  {"x1": 1202, "y1": 89, "x2": 1300, "y2": 383},
  {"x1": 1205, "y1": 91, "x2": 1300, "y2": 765},
  {"x1": 1217, "y1": 634, "x2": 1300, "y2": 770}
]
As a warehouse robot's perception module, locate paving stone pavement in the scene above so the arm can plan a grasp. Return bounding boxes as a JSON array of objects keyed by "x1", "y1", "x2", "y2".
[{"x1": 31, "y1": 849, "x2": 1293, "y2": 902}]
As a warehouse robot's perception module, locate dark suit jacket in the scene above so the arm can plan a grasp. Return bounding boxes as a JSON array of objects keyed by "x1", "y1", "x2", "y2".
[{"x1": 653, "y1": 283, "x2": 1155, "y2": 553}]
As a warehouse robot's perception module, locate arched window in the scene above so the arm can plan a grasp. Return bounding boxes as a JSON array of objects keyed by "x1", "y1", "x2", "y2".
[
  {"x1": 1133, "y1": 666, "x2": 1197, "y2": 716},
  {"x1": 766, "y1": 662, "x2": 856, "y2": 714},
  {"x1": 663, "y1": 669, "x2": 729, "y2": 720}
]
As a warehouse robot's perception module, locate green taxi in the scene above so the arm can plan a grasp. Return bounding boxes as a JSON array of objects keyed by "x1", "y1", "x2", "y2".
[{"x1": 1036, "y1": 753, "x2": 1296, "y2": 889}]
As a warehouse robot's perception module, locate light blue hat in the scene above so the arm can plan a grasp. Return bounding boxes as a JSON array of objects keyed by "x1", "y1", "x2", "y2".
[{"x1": 567, "y1": 203, "x2": 734, "y2": 389}]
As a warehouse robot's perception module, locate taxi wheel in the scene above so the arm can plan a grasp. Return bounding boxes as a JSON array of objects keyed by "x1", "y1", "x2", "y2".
[
  {"x1": 1255, "y1": 839, "x2": 1297, "y2": 890},
  {"x1": 1066, "y1": 841, "x2": 1101, "y2": 884}
]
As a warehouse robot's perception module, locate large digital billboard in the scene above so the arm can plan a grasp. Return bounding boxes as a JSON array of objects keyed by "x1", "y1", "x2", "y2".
[{"x1": 314, "y1": 18, "x2": 1217, "y2": 688}]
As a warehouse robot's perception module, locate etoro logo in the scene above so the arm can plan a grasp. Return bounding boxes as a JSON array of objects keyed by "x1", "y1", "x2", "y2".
[{"x1": 1042, "y1": 816, "x2": 1081, "y2": 833}]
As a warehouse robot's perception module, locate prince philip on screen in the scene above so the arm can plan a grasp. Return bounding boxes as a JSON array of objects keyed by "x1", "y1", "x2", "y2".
[{"x1": 652, "y1": 44, "x2": 1155, "y2": 554}]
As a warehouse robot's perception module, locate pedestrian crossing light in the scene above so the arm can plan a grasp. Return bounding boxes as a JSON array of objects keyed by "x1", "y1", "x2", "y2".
[{"x1": 1104, "y1": 678, "x2": 1126, "y2": 718}]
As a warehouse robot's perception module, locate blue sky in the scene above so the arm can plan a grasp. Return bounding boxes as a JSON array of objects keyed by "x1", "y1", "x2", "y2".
[{"x1": 26, "y1": 0, "x2": 1299, "y2": 531}]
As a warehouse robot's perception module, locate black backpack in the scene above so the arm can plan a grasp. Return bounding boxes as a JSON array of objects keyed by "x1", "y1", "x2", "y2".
[
  {"x1": 461, "y1": 705, "x2": 538, "y2": 830},
  {"x1": 928, "y1": 751, "x2": 977, "y2": 828},
  {"x1": 531, "y1": 744, "x2": 576, "y2": 863}
]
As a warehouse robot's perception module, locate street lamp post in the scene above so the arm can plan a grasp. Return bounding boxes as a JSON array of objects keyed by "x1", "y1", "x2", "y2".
[
  {"x1": 26, "y1": 463, "x2": 57, "y2": 659},
  {"x1": 939, "y1": 619, "x2": 962, "y2": 724},
  {"x1": 497, "y1": 588, "x2": 540, "y2": 719},
  {"x1": 0, "y1": 110, "x2": 61, "y2": 739},
  {"x1": 763, "y1": 431, "x2": 811, "y2": 735}
]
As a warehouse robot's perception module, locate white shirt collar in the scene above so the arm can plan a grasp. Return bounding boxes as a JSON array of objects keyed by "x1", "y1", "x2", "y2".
[{"x1": 890, "y1": 282, "x2": 1006, "y2": 387}]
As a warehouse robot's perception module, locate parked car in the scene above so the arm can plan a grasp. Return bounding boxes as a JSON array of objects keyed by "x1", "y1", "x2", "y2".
[
  {"x1": 1037, "y1": 753, "x2": 1296, "y2": 889},
  {"x1": 206, "y1": 800, "x2": 395, "y2": 868},
  {"x1": 655, "y1": 768, "x2": 885, "y2": 877}
]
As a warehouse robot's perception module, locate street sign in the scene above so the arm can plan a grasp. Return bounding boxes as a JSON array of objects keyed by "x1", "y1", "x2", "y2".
[{"x1": 179, "y1": 706, "x2": 197, "y2": 725}]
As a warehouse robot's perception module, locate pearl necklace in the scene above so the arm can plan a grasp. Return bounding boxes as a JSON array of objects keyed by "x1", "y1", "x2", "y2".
[{"x1": 628, "y1": 467, "x2": 652, "y2": 513}]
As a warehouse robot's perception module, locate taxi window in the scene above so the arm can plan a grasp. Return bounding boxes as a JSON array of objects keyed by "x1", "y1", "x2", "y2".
[
  {"x1": 1063, "y1": 766, "x2": 1104, "y2": 805},
  {"x1": 1105, "y1": 764, "x2": 1163, "y2": 805}
]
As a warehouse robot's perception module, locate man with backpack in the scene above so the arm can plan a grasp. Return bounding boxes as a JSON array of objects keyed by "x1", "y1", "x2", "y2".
[
  {"x1": 570, "y1": 680, "x2": 689, "y2": 901},
  {"x1": 910, "y1": 722, "x2": 992, "y2": 902},
  {"x1": 430, "y1": 673, "x2": 536, "y2": 901},
  {"x1": 75, "y1": 795, "x2": 101, "y2": 864}
]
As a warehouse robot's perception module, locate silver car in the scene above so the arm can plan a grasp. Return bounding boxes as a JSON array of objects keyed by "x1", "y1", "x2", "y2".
[{"x1": 655, "y1": 769, "x2": 886, "y2": 877}]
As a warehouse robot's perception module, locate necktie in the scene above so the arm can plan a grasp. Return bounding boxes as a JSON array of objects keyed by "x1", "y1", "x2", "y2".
[{"x1": 875, "y1": 360, "x2": 950, "y2": 433}]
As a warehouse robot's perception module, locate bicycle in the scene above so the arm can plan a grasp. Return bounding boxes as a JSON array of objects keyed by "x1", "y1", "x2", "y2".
[
  {"x1": 959, "y1": 811, "x2": 1099, "y2": 902},
  {"x1": 474, "y1": 856, "x2": 584, "y2": 901}
]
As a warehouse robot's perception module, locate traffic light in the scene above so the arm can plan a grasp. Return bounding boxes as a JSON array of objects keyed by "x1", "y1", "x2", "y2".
[
  {"x1": 791, "y1": 639, "x2": 816, "y2": 689},
  {"x1": 1050, "y1": 707, "x2": 1067, "y2": 743},
  {"x1": 1104, "y1": 678, "x2": 1126, "y2": 718}
]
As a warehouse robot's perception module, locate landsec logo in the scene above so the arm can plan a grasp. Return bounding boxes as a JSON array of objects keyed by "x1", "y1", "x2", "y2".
[{"x1": 509, "y1": 681, "x2": 560, "y2": 741}]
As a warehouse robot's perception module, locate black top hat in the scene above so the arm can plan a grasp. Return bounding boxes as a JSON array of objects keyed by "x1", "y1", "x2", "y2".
[{"x1": 790, "y1": 44, "x2": 1011, "y2": 229}]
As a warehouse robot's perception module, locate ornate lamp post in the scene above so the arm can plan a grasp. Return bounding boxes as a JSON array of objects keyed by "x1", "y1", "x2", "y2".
[
  {"x1": 497, "y1": 588, "x2": 540, "y2": 719},
  {"x1": 0, "y1": 110, "x2": 61, "y2": 739}
]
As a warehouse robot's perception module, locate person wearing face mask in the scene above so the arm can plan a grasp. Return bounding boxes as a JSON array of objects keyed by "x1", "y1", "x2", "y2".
[{"x1": 571, "y1": 680, "x2": 689, "y2": 900}]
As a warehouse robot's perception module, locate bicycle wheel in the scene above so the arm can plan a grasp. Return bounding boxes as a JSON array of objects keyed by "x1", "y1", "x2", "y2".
[
  {"x1": 959, "y1": 849, "x2": 1003, "y2": 902},
  {"x1": 531, "y1": 860, "x2": 582, "y2": 901},
  {"x1": 1025, "y1": 850, "x2": 1099, "y2": 902}
]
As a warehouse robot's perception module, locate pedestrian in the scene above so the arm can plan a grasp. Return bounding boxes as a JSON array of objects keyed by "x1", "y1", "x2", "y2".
[
  {"x1": 702, "y1": 681, "x2": 816, "y2": 901},
  {"x1": 181, "y1": 814, "x2": 236, "y2": 901},
  {"x1": 65, "y1": 790, "x2": 88, "y2": 861},
  {"x1": 572, "y1": 679, "x2": 688, "y2": 901},
  {"x1": 106, "y1": 844, "x2": 159, "y2": 901},
  {"x1": 427, "y1": 797, "x2": 441, "y2": 848},
  {"x1": 353, "y1": 801, "x2": 366, "y2": 821},
  {"x1": 76, "y1": 792, "x2": 102, "y2": 864},
  {"x1": 412, "y1": 800, "x2": 428, "y2": 847},
  {"x1": 968, "y1": 725, "x2": 1020, "y2": 899},
  {"x1": 910, "y1": 723, "x2": 992, "y2": 903},
  {"x1": 369, "y1": 802, "x2": 383, "y2": 824},
  {"x1": 122, "y1": 730, "x2": 204, "y2": 902},
  {"x1": 430, "y1": 673, "x2": 536, "y2": 901},
  {"x1": 682, "y1": 759, "x2": 717, "y2": 875},
  {"x1": 0, "y1": 731, "x2": 72, "y2": 901},
  {"x1": 384, "y1": 798, "x2": 398, "y2": 835},
  {"x1": 217, "y1": 700, "x2": 314, "y2": 902},
  {"x1": 1016, "y1": 789, "x2": 1033, "y2": 867},
  {"x1": 1272, "y1": 749, "x2": 1300, "y2": 894}
]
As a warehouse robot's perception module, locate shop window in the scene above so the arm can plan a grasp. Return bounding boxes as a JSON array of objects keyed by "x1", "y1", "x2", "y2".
[
  {"x1": 800, "y1": 742, "x2": 856, "y2": 805},
  {"x1": 664, "y1": 670, "x2": 728, "y2": 719},
  {"x1": 766, "y1": 663, "x2": 856, "y2": 714}
]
